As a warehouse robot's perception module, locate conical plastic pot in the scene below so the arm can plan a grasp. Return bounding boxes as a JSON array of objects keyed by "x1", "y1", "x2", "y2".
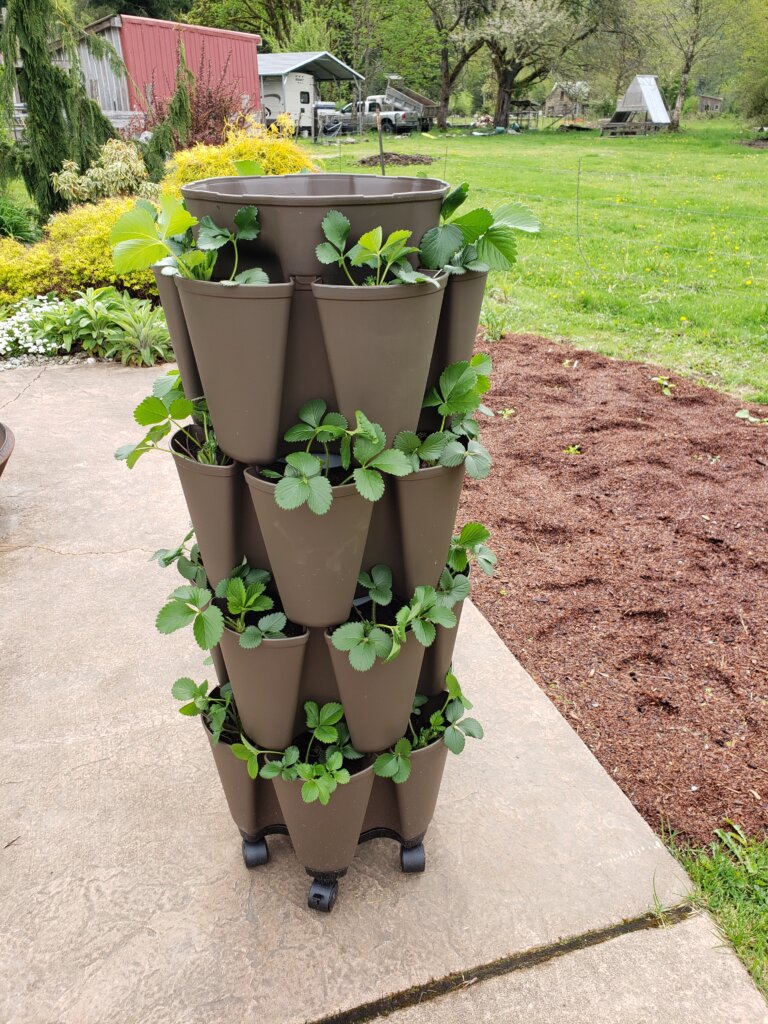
[
  {"x1": 395, "y1": 463, "x2": 465, "y2": 593},
  {"x1": 325, "y1": 631, "x2": 426, "y2": 753},
  {"x1": 395, "y1": 736, "x2": 449, "y2": 841},
  {"x1": 272, "y1": 763, "x2": 374, "y2": 874},
  {"x1": 210, "y1": 643, "x2": 228, "y2": 686},
  {"x1": 153, "y1": 267, "x2": 203, "y2": 400},
  {"x1": 244, "y1": 469, "x2": 373, "y2": 628},
  {"x1": 0, "y1": 422, "x2": 14, "y2": 479},
  {"x1": 174, "y1": 278, "x2": 294, "y2": 464},
  {"x1": 171, "y1": 429, "x2": 269, "y2": 588},
  {"x1": 219, "y1": 626, "x2": 308, "y2": 749},
  {"x1": 418, "y1": 598, "x2": 465, "y2": 696},
  {"x1": 203, "y1": 715, "x2": 284, "y2": 838},
  {"x1": 181, "y1": 174, "x2": 448, "y2": 282},
  {"x1": 419, "y1": 269, "x2": 487, "y2": 433},
  {"x1": 312, "y1": 276, "x2": 448, "y2": 442}
]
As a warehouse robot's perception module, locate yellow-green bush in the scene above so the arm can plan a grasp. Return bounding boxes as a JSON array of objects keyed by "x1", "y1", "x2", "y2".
[
  {"x1": 163, "y1": 116, "x2": 316, "y2": 194},
  {"x1": 0, "y1": 197, "x2": 155, "y2": 304}
]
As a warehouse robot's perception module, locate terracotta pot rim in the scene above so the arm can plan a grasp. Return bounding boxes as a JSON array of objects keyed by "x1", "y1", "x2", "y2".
[
  {"x1": 0, "y1": 422, "x2": 14, "y2": 464},
  {"x1": 173, "y1": 277, "x2": 295, "y2": 298},
  {"x1": 312, "y1": 273, "x2": 447, "y2": 301},
  {"x1": 243, "y1": 465, "x2": 362, "y2": 498},
  {"x1": 171, "y1": 428, "x2": 238, "y2": 475},
  {"x1": 182, "y1": 173, "x2": 449, "y2": 206},
  {"x1": 223, "y1": 624, "x2": 310, "y2": 647}
]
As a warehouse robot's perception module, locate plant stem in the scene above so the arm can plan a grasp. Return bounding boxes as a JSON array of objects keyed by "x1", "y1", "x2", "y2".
[{"x1": 229, "y1": 238, "x2": 239, "y2": 281}]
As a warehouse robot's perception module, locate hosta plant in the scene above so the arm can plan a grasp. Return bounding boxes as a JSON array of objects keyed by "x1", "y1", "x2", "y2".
[
  {"x1": 110, "y1": 196, "x2": 269, "y2": 285},
  {"x1": 330, "y1": 564, "x2": 457, "y2": 670},
  {"x1": 373, "y1": 673, "x2": 484, "y2": 782},
  {"x1": 261, "y1": 400, "x2": 412, "y2": 515},
  {"x1": 316, "y1": 210, "x2": 438, "y2": 287},
  {"x1": 171, "y1": 677, "x2": 239, "y2": 744},
  {"x1": 395, "y1": 353, "x2": 493, "y2": 480},
  {"x1": 419, "y1": 181, "x2": 539, "y2": 274},
  {"x1": 231, "y1": 701, "x2": 365, "y2": 806},
  {"x1": 115, "y1": 370, "x2": 227, "y2": 467}
]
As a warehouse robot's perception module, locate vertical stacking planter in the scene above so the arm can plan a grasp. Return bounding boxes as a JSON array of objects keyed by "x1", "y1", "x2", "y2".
[
  {"x1": 134, "y1": 172, "x2": 496, "y2": 912},
  {"x1": 0, "y1": 423, "x2": 14, "y2": 479}
]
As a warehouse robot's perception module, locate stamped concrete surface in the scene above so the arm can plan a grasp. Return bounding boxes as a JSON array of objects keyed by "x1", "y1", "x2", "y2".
[{"x1": 0, "y1": 364, "x2": 762, "y2": 1024}]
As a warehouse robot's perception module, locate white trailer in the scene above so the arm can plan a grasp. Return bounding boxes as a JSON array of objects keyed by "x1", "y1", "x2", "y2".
[{"x1": 257, "y1": 51, "x2": 364, "y2": 138}]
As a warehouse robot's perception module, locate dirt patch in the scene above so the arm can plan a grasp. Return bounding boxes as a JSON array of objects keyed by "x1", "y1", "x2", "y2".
[
  {"x1": 357, "y1": 153, "x2": 435, "y2": 167},
  {"x1": 461, "y1": 333, "x2": 768, "y2": 844},
  {"x1": 741, "y1": 139, "x2": 768, "y2": 149}
]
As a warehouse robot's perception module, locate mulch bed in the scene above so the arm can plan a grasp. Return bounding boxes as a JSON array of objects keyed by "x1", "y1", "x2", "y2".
[
  {"x1": 357, "y1": 153, "x2": 435, "y2": 166},
  {"x1": 461, "y1": 333, "x2": 768, "y2": 844}
]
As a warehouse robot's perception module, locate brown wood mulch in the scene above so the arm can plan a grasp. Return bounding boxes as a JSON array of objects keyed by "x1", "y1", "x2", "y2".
[
  {"x1": 460, "y1": 333, "x2": 768, "y2": 844},
  {"x1": 357, "y1": 153, "x2": 435, "y2": 166}
]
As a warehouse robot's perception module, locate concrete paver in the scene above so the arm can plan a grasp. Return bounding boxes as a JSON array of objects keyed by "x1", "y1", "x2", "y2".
[{"x1": 0, "y1": 364, "x2": 761, "y2": 1024}]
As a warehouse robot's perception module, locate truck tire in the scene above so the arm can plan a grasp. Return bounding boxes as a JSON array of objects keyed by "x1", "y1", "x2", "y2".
[{"x1": 382, "y1": 120, "x2": 394, "y2": 133}]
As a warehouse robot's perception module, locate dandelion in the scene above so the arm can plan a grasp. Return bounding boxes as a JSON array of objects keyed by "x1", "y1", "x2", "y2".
[{"x1": 680, "y1": 316, "x2": 688, "y2": 322}]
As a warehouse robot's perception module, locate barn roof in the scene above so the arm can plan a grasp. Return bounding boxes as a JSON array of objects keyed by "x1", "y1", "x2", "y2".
[
  {"x1": 258, "y1": 51, "x2": 363, "y2": 81},
  {"x1": 616, "y1": 75, "x2": 670, "y2": 124}
]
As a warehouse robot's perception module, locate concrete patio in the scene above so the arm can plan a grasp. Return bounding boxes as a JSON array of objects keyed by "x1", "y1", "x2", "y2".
[{"x1": 0, "y1": 363, "x2": 765, "y2": 1024}]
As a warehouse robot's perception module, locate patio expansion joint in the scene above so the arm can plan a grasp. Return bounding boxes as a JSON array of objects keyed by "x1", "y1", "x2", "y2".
[
  {"x1": 305, "y1": 903, "x2": 697, "y2": 1024},
  {"x1": 0, "y1": 543, "x2": 153, "y2": 557}
]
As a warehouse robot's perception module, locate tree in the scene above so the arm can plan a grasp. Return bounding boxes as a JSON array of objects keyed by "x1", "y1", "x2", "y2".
[
  {"x1": 186, "y1": 0, "x2": 302, "y2": 48},
  {"x1": 651, "y1": 0, "x2": 736, "y2": 129},
  {"x1": 0, "y1": 0, "x2": 116, "y2": 216},
  {"x1": 424, "y1": 0, "x2": 490, "y2": 128},
  {"x1": 478, "y1": 0, "x2": 612, "y2": 127}
]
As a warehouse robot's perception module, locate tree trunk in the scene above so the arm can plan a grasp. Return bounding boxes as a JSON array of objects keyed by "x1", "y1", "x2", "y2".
[
  {"x1": 437, "y1": 46, "x2": 451, "y2": 129},
  {"x1": 670, "y1": 56, "x2": 693, "y2": 130},
  {"x1": 491, "y1": 57, "x2": 520, "y2": 129}
]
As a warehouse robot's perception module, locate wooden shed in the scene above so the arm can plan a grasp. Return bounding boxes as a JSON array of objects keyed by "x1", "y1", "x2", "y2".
[
  {"x1": 543, "y1": 82, "x2": 589, "y2": 118},
  {"x1": 698, "y1": 94, "x2": 723, "y2": 114},
  {"x1": 74, "y1": 16, "x2": 262, "y2": 130}
]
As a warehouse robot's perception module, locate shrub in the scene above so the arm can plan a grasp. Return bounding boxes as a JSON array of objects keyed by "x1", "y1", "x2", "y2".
[
  {"x1": 0, "y1": 197, "x2": 155, "y2": 303},
  {"x1": 0, "y1": 195, "x2": 40, "y2": 243},
  {"x1": 51, "y1": 140, "x2": 158, "y2": 204},
  {"x1": 0, "y1": 288, "x2": 171, "y2": 365},
  {"x1": 162, "y1": 115, "x2": 316, "y2": 193}
]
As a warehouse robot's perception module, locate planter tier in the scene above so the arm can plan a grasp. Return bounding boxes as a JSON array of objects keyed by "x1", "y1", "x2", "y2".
[
  {"x1": 151, "y1": 174, "x2": 488, "y2": 910},
  {"x1": 0, "y1": 422, "x2": 15, "y2": 479},
  {"x1": 326, "y1": 631, "x2": 426, "y2": 753},
  {"x1": 153, "y1": 268, "x2": 203, "y2": 401},
  {"x1": 312, "y1": 276, "x2": 447, "y2": 442},
  {"x1": 175, "y1": 278, "x2": 294, "y2": 465},
  {"x1": 219, "y1": 626, "x2": 308, "y2": 749}
]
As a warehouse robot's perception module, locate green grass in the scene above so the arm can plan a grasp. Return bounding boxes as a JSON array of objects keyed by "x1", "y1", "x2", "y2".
[
  {"x1": 302, "y1": 119, "x2": 768, "y2": 402},
  {"x1": 671, "y1": 824, "x2": 768, "y2": 999}
]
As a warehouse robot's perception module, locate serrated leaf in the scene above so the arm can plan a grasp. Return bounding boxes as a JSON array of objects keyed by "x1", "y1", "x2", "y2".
[
  {"x1": 233, "y1": 205, "x2": 260, "y2": 240},
  {"x1": 348, "y1": 639, "x2": 378, "y2": 671},
  {"x1": 239, "y1": 625, "x2": 264, "y2": 649},
  {"x1": 233, "y1": 268, "x2": 269, "y2": 285},
  {"x1": 452, "y1": 207, "x2": 494, "y2": 244},
  {"x1": 319, "y1": 702, "x2": 344, "y2": 726},
  {"x1": 357, "y1": 226, "x2": 383, "y2": 254},
  {"x1": 321, "y1": 209, "x2": 351, "y2": 250},
  {"x1": 411, "y1": 618, "x2": 436, "y2": 647},
  {"x1": 314, "y1": 725, "x2": 338, "y2": 743},
  {"x1": 392, "y1": 757, "x2": 411, "y2": 783},
  {"x1": 193, "y1": 605, "x2": 224, "y2": 650},
  {"x1": 178, "y1": 702, "x2": 199, "y2": 716},
  {"x1": 171, "y1": 677, "x2": 198, "y2": 700},
  {"x1": 134, "y1": 396, "x2": 169, "y2": 426},
  {"x1": 419, "y1": 432, "x2": 449, "y2": 462},
  {"x1": 332, "y1": 621, "x2": 366, "y2": 651},
  {"x1": 197, "y1": 215, "x2": 232, "y2": 251},
  {"x1": 259, "y1": 759, "x2": 282, "y2": 779},
  {"x1": 419, "y1": 223, "x2": 464, "y2": 270},
  {"x1": 459, "y1": 522, "x2": 490, "y2": 546},
  {"x1": 476, "y1": 225, "x2": 517, "y2": 271},
  {"x1": 394, "y1": 431, "x2": 421, "y2": 455},
  {"x1": 157, "y1": 196, "x2": 197, "y2": 239},
  {"x1": 493, "y1": 201, "x2": 540, "y2": 233},
  {"x1": 373, "y1": 752, "x2": 399, "y2": 778},
  {"x1": 464, "y1": 440, "x2": 492, "y2": 480},
  {"x1": 285, "y1": 451, "x2": 322, "y2": 477},
  {"x1": 298, "y1": 398, "x2": 327, "y2": 427},
  {"x1": 443, "y1": 724, "x2": 466, "y2": 754},
  {"x1": 258, "y1": 612, "x2": 286, "y2": 634},
  {"x1": 155, "y1": 601, "x2": 196, "y2": 634},
  {"x1": 274, "y1": 475, "x2": 310, "y2": 510},
  {"x1": 353, "y1": 467, "x2": 385, "y2": 502},
  {"x1": 369, "y1": 448, "x2": 412, "y2": 477},
  {"x1": 304, "y1": 701, "x2": 320, "y2": 729},
  {"x1": 306, "y1": 475, "x2": 333, "y2": 515},
  {"x1": 461, "y1": 717, "x2": 484, "y2": 739},
  {"x1": 315, "y1": 241, "x2": 343, "y2": 264}
]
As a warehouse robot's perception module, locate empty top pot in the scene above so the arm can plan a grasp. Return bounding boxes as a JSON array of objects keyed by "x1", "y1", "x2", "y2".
[{"x1": 181, "y1": 173, "x2": 449, "y2": 206}]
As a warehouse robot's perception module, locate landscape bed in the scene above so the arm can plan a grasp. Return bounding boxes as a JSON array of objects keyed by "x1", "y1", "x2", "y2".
[{"x1": 461, "y1": 332, "x2": 768, "y2": 845}]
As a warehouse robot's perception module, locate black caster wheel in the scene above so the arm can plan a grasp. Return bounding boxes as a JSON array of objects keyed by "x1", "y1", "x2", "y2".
[
  {"x1": 400, "y1": 843, "x2": 426, "y2": 873},
  {"x1": 242, "y1": 838, "x2": 269, "y2": 868},
  {"x1": 308, "y1": 879, "x2": 339, "y2": 913}
]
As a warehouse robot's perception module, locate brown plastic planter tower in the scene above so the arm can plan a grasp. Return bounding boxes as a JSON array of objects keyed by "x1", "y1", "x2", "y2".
[{"x1": 150, "y1": 173, "x2": 487, "y2": 912}]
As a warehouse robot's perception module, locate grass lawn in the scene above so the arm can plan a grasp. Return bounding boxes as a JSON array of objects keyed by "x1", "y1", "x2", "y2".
[
  {"x1": 302, "y1": 120, "x2": 768, "y2": 402},
  {"x1": 672, "y1": 825, "x2": 768, "y2": 999}
]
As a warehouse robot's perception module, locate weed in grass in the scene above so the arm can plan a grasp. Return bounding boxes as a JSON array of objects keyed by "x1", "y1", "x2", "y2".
[{"x1": 670, "y1": 822, "x2": 768, "y2": 998}]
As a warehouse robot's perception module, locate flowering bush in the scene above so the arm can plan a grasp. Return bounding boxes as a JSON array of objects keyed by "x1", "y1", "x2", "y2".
[
  {"x1": 0, "y1": 288, "x2": 172, "y2": 366},
  {"x1": 50, "y1": 140, "x2": 158, "y2": 204},
  {"x1": 0, "y1": 197, "x2": 155, "y2": 303},
  {"x1": 162, "y1": 115, "x2": 315, "y2": 193}
]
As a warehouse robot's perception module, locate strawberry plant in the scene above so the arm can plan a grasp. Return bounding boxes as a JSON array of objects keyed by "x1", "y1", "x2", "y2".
[
  {"x1": 171, "y1": 677, "x2": 239, "y2": 744},
  {"x1": 448, "y1": 522, "x2": 497, "y2": 576},
  {"x1": 316, "y1": 210, "x2": 438, "y2": 287}
]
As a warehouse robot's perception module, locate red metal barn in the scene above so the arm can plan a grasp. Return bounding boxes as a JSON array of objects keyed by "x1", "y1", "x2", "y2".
[{"x1": 77, "y1": 16, "x2": 262, "y2": 129}]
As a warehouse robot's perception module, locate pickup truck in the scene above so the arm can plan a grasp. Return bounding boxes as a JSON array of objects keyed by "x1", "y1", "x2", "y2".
[
  {"x1": 384, "y1": 84, "x2": 439, "y2": 131},
  {"x1": 339, "y1": 97, "x2": 420, "y2": 133}
]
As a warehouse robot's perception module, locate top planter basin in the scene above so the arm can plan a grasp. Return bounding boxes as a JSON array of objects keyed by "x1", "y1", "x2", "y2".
[
  {"x1": 0, "y1": 422, "x2": 14, "y2": 479},
  {"x1": 181, "y1": 174, "x2": 448, "y2": 282}
]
